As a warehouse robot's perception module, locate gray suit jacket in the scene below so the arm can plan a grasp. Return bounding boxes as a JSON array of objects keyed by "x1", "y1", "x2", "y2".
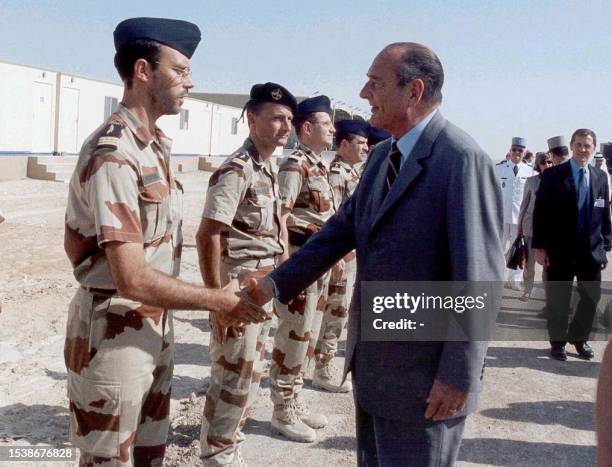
[
  {"x1": 517, "y1": 174, "x2": 541, "y2": 238},
  {"x1": 270, "y1": 111, "x2": 504, "y2": 420}
]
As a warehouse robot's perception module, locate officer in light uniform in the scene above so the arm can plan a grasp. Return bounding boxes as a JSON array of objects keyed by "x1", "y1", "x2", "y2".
[
  {"x1": 63, "y1": 18, "x2": 263, "y2": 467},
  {"x1": 314, "y1": 119, "x2": 371, "y2": 393},
  {"x1": 196, "y1": 82, "x2": 296, "y2": 466},
  {"x1": 495, "y1": 136, "x2": 534, "y2": 289},
  {"x1": 270, "y1": 95, "x2": 336, "y2": 443}
]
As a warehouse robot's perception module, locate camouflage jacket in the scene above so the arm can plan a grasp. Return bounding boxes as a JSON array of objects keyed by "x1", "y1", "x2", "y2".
[
  {"x1": 203, "y1": 138, "x2": 283, "y2": 259},
  {"x1": 65, "y1": 104, "x2": 183, "y2": 289},
  {"x1": 278, "y1": 143, "x2": 335, "y2": 236}
]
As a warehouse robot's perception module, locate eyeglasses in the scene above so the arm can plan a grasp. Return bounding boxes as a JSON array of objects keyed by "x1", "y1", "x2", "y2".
[
  {"x1": 153, "y1": 61, "x2": 192, "y2": 81},
  {"x1": 540, "y1": 160, "x2": 553, "y2": 165}
]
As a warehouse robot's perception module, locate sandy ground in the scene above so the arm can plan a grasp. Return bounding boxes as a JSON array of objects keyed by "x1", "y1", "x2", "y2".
[{"x1": 0, "y1": 172, "x2": 608, "y2": 467}]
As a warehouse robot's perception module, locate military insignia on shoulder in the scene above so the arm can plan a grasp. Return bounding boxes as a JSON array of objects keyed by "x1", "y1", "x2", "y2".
[
  {"x1": 97, "y1": 123, "x2": 124, "y2": 149},
  {"x1": 287, "y1": 151, "x2": 304, "y2": 163}
]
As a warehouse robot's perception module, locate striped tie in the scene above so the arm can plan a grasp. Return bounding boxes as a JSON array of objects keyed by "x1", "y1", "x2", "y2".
[{"x1": 385, "y1": 142, "x2": 402, "y2": 194}]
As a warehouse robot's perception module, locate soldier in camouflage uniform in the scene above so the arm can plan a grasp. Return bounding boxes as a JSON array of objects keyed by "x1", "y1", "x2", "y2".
[
  {"x1": 314, "y1": 120, "x2": 371, "y2": 393},
  {"x1": 63, "y1": 18, "x2": 265, "y2": 467},
  {"x1": 269, "y1": 95, "x2": 336, "y2": 442},
  {"x1": 196, "y1": 83, "x2": 296, "y2": 467}
]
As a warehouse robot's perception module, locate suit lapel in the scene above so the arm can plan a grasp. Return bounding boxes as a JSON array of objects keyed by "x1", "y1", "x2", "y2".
[
  {"x1": 369, "y1": 111, "x2": 446, "y2": 231},
  {"x1": 369, "y1": 139, "x2": 393, "y2": 215}
]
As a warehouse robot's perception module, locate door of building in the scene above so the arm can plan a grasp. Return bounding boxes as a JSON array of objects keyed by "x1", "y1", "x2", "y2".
[
  {"x1": 60, "y1": 87, "x2": 80, "y2": 153},
  {"x1": 31, "y1": 82, "x2": 53, "y2": 153}
]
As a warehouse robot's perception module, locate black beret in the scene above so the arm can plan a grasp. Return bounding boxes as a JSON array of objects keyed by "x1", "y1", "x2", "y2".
[
  {"x1": 114, "y1": 17, "x2": 201, "y2": 59},
  {"x1": 368, "y1": 127, "x2": 391, "y2": 146},
  {"x1": 296, "y1": 95, "x2": 332, "y2": 118},
  {"x1": 245, "y1": 82, "x2": 297, "y2": 114},
  {"x1": 335, "y1": 119, "x2": 371, "y2": 141}
]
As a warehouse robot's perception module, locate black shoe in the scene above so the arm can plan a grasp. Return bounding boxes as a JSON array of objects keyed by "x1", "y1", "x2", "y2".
[
  {"x1": 574, "y1": 342, "x2": 594, "y2": 360},
  {"x1": 550, "y1": 345, "x2": 567, "y2": 361}
]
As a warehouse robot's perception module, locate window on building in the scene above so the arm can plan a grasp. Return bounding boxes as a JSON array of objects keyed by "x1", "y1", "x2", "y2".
[
  {"x1": 104, "y1": 96, "x2": 118, "y2": 119},
  {"x1": 180, "y1": 109, "x2": 189, "y2": 130},
  {"x1": 231, "y1": 117, "x2": 238, "y2": 135}
]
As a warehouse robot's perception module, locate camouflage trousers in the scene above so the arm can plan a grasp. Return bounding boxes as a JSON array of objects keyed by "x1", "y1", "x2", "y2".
[
  {"x1": 315, "y1": 253, "x2": 356, "y2": 365},
  {"x1": 270, "y1": 244, "x2": 331, "y2": 404},
  {"x1": 200, "y1": 257, "x2": 274, "y2": 464},
  {"x1": 64, "y1": 287, "x2": 173, "y2": 467}
]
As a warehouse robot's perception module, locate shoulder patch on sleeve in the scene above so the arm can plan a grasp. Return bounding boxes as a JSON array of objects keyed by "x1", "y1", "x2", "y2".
[{"x1": 96, "y1": 123, "x2": 125, "y2": 150}]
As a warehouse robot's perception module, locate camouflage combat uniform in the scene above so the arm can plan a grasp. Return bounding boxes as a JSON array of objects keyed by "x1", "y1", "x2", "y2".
[
  {"x1": 64, "y1": 104, "x2": 182, "y2": 467},
  {"x1": 199, "y1": 138, "x2": 283, "y2": 464},
  {"x1": 315, "y1": 155, "x2": 360, "y2": 365},
  {"x1": 270, "y1": 144, "x2": 335, "y2": 404}
]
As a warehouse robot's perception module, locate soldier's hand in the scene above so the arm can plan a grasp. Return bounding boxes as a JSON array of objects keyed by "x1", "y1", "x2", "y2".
[
  {"x1": 214, "y1": 279, "x2": 267, "y2": 326},
  {"x1": 331, "y1": 260, "x2": 345, "y2": 283},
  {"x1": 425, "y1": 379, "x2": 468, "y2": 421}
]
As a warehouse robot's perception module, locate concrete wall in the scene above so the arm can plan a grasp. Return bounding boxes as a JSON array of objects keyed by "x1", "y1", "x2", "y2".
[{"x1": 0, "y1": 157, "x2": 28, "y2": 180}]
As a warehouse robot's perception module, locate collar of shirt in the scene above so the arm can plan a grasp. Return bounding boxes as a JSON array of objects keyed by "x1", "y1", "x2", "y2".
[
  {"x1": 332, "y1": 155, "x2": 353, "y2": 172},
  {"x1": 570, "y1": 158, "x2": 590, "y2": 191},
  {"x1": 116, "y1": 103, "x2": 173, "y2": 153},
  {"x1": 392, "y1": 109, "x2": 438, "y2": 168},
  {"x1": 298, "y1": 143, "x2": 326, "y2": 169},
  {"x1": 243, "y1": 137, "x2": 276, "y2": 176}
]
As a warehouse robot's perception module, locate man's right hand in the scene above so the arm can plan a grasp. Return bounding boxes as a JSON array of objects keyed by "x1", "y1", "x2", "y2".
[
  {"x1": 242, "y1": 276, "x2": 276, "y2": 306},
  {"x1": 534, "y1": 248, "x2": 550, "y2": 267},
  {"x1": 214, "y1": 279, "x2": 269, "y2": 328}
]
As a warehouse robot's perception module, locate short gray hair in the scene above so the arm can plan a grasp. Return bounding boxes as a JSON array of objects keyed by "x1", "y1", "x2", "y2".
[{"x1": 386, "y1": 42, "x2": 444, "y2": 104}]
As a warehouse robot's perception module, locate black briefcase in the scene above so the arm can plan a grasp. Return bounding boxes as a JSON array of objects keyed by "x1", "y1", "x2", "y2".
[{"x1": 505, "y1": 236, "x2": 526, "y2": 270}]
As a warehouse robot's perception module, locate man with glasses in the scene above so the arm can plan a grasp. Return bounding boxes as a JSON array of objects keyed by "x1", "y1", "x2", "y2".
[
  {"x1": 270, "y1": 95, "x2": 336, "y2": 442},
  {"x1": 63, "y1": 18, "x2": 264, "y2": 466},
  {"x1": 496, "y1": 137, "x2": 534, "y2": 290},
  {"x1": 314, "y1": 119, "x2": 371, "y2": 395}
]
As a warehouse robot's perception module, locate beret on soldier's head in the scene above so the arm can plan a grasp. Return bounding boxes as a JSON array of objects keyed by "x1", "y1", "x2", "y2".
[
  {"x1": 114, "y1": 17, "x2": 201, "y2": 58},
  {"x1": 246, "y1": 82, "x2": 297, "y2": 114},
  {"x1": 547, "y1": 135, "x2": 567, "y2": 151},
  {"x1": 367, "y1": 126, "x2": 391, "y2": 146},
  {"x1": 296, "y1": 95, "x2": 332, "y2": 118},
  {"x1": 335, "y1": 119, "x2": 371, "y2": 142},
  {"x1": 511, "y1": 137, "x2": 527, "y2": 148}
]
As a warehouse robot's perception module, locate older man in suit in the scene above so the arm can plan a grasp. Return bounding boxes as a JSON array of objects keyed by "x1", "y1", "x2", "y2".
[
  {"x1": 239, "y1": 42, "x2": 503, "y2": 466},
  {"x1": 533, "y1": 129, "x2": 612, "y2": 361}
]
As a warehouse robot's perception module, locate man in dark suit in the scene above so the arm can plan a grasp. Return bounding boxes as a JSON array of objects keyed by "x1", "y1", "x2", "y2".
[
  {"x1": 239, "y1": 42, "x2": 503, "y2": 466},
  {"x1": 533, "y1": 129, "x2": 612, "y2": 361}
]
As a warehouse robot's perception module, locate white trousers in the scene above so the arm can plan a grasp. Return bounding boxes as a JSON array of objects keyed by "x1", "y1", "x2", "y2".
[{"x1": 503, "y1": 222, "x2": 523, "y2": 284}]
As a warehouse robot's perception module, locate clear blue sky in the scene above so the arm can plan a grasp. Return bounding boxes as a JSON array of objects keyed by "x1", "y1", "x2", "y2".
[{"x1": 1, "y1": 0, "x2": 611, "y2": 157}]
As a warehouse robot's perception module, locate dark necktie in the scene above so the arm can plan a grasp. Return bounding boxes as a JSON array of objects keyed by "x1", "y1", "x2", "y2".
[
  {"x1": 577, "y1": 167, "x2": 589, "y2": 230},
  {"x1": 385, "y1": 142, "x2": 402, "y2": 194},
  {"x1": 513, "y1": 164, "x2": 518, "y2": 175}
]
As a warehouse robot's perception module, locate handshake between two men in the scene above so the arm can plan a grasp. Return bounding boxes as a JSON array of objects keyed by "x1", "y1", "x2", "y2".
[{"x1": 214, "y1": 272, "x2": 276, "y2": 343}]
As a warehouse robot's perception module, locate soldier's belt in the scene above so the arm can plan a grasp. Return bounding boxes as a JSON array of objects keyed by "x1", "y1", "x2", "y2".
[
  {"x1": 80, "y1": 285, "x2": 117, "y2": 296},
  {"x1": 221, "y1": 256, "x2": 276, "y2": 269},
  {"x1": 288, "y1": 230, "x2": 312, "y2": 247}
]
